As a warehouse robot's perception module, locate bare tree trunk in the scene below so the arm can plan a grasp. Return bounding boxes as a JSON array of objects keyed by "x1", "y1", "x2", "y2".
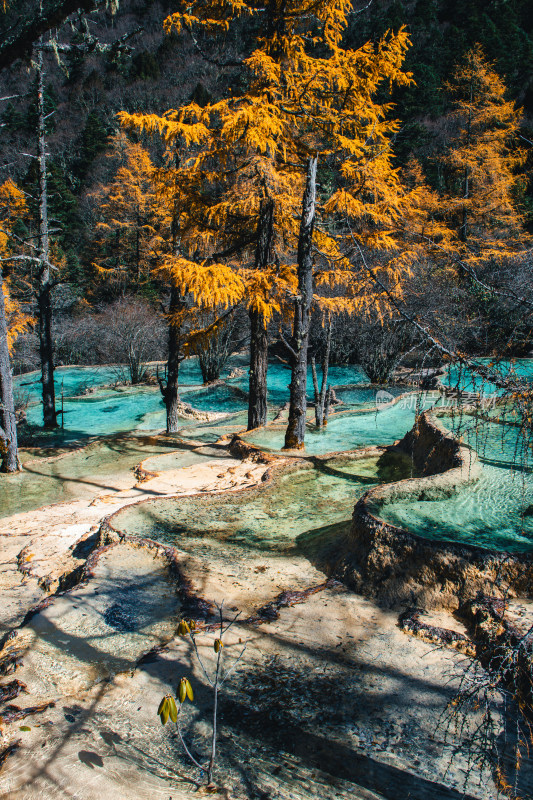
[
  {"x1": 0, "y1": 267, "x2": 20, "y2": 472},
  {"x1": 248, "y1": 199, "x2": 274, "y2": 431},
  {"x1": 135, "y1": 208, "x2": 141, "y2": 281},
  {"x1": 161, "y1": 285, "x2": 183, "y2": 434},
  {"x1": 159, "y1": 158, "x2": 186, "y2": 434},
  {"x1": 284, "y1": 157, "x2": 317, "y2": 450},
  {"x1": 128, "y1": 344, "x2": 143, "y2": 385},
  {"x1": 311, "y1": 316, "x2": 331, "y2": 427},
  {"x1": 324, "y1": 386, "x2": 333, "y2": 424},
  {"x1": 248, "y1": 311, "x2": 268, "y2": 430},
  {"x1": 37, "y1": 42, "x2": 57, "y2": 429}
]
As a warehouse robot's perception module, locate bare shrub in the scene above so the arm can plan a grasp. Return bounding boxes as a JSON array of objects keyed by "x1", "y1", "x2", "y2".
[{"x1": 93, "y1": 297, "x2": 166, "y2": 383}]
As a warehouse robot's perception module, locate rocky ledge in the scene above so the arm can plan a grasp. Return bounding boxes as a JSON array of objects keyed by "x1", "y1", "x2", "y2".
[{"x1": 334, "y1": 412, "x2": 533, "y2": 609}]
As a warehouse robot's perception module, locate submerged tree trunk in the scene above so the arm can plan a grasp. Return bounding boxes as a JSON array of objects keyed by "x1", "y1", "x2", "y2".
[
  {"x1": 248, "y1": 310, "x2": 268, "y2": 430},
  {"x1": 37, "y1": 42, "x2": 56, "y2": 429},
  {"x1": 311, "y1": 316, "x2": 332, "y2": 427},
  {"x1": 199, "y1": 357, "x2": 220, "y2": 384},
  {"x1": 284, "y1": 157, "x2": 317, "y2": 450},
  {"x1": 248, "y1": 199, "x2": 274, "y2": 431},
  {"x1": 38, "y1": 287, "x2": 55, "y2": 428},
  {"x1": 128, "y1": 346, "x2": 144, "y2": 385},
  {"x1": 0, "y1": 267, "x2": 20, "y2": 472}
]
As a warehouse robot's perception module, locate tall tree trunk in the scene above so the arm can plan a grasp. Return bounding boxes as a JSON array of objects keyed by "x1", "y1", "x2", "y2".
[
  {"x1": 284, "y1": 157, "x2": 317, "y2": 450},
  {"x1": 37, "y1": 42, "x2": 57, "y2": 429},
  {"x1": 459, "y1": 85, "x2": 473, "y2": 244},
  {"x1": 247, "y1": 198, "x2": 274, "y2": 431},
  {"x1": 199, "y1": 353, "x2": 221, "y2": 384},
  {"x1": 248, "y1": 310, "x2": 268, "y2": 430},
  {"x1": 165, "y1": 284, "x2": 182, "y2": 433},
  {"x1": 311, "y1": 316, "x2": 331, "y2": 427},
  {"x1": 136, "y1": 208, "x2": 141, "y2": 281},
  {"x1": 161, "y1": 170, "x2": 185, "y2": 435},
  {"x1": 0, "y1": 267, "x2": 20, "y2": 472}
]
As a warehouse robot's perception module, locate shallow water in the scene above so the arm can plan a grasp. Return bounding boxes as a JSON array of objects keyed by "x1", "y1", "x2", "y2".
[
  {"x1": 13, "y1": 365, "x2": 122, "y2": 403},
  {"x1": 16, "y1": 359, "x2": 370, "y2": 440},
  {"x1": 380, "y1": 463, "x2": 533, "y2": 552},
  {"x1": 246, "y1": 400, "x2": 422, "y2": 455},
  {"x1": 22, "y1": 382, "x2": 242, "y2": 441},
  {"x1": 180, "y1": 383, "x2": 247, "y2": 413},
  {"x1": 25, "y1": 385, "x2": 165, "y2": 439},
  {"x1": 109, "y1": 452, "x2": 414, "y2": 622},
  {"x1": 447, "y1": 412, "x2": 532, "y2": 468},
  {"x1": 23, "y1": 543, "x2": 181, "y2": 694},
  {"x1": 444, "y1": 358, "x2": 533, "y2": 396},
  {"x1": 112, "y1": 456, "x2": 388, "y2": 553},
  {"x1": 0, "y1": 435, "x2": 185, "y2": 518},
  {"x1": 226, "y1": 360, "x2": 368, "y2": 407},
  {"x1": 335, "y1": 385, "x2": 405, "y2": 406},
  {"x1": 10, "y1": 361, "x2": 533, "y2": 555}
]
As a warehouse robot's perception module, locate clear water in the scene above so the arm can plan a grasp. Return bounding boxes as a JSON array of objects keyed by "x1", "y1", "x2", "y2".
[
  {"x1": 180, "y1": 383, "x2": 247, "y2": 413},
  {"x1": 14, "y1": 359, "x2": 533, "y2": 443},
  {"x1": 24, "y1": 385, "x2": 165, "y2": 439},
  {"x1": 379, "y1": 463, "x2": 533, "y2": 552},
  {"x1": 246, "y1": 400, "x2": 424, "y2": 455},
  {"x1": 446, "y1": 412, "x2": 532, "y2": 468},
  {"x1": 25, "y1": 544, "x2": 181, "y2": 692},
  {"x1": 22, "y1": 382, "x2": 241, "y2": 441},
  {"x1": 379, "y1": 415, "x2": 533, "y2": 553},
  {"x1": 111, "y1": 456, "x2": 389, "y2": 554},
  {"x1": 14, "y1": 365, "x2": 122, "y2": 403},
  {"x1": 226, "y1": 360, "x2": 368, "y2": 407},
  {"x1": 0, "y1": 435, "x2": 179, "y2": 518},
  {"x1": 15, "y1": 359, "x2": 370, "y2": 440},
  {"x1": 334, "y1": 385, "x2": 405, "y2": 407},
  {"x1": 443, "y1": 358, "x2": 533, "y2": 396},
  {"x1": 9, "y1": 362, "x2": 533, "y2": 555}
]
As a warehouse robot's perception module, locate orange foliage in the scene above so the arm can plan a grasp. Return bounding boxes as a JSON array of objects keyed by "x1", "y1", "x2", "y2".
[
  {"x1": 119, "y1": 0, "x2": 415, "y2": 328},
  {"x1": 0, "y1": 180, "x2": 33, "y2": 352},
  {"x1": 90, "y1": 133, "x2": 167, "y2": 289},
  {"x1": 442, "y1": 45, "x2": 527, "y2": 255}
]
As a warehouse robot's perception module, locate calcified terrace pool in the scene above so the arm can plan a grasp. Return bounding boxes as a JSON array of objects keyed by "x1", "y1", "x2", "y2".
[
  {"x1": 379, "y1": 414, "x2": 533, "y2": 553},
  {"x1": 245, "y1": 401, "x2": 420, "y2": 455},
  {"x1": 13, "y1": 358, "x2": 370, "y2": 440},
  {"x1": 8, "y1": 358, "x2": 533, "y2": 556},
  {"x1": 0, "y1": 435, "x2": 180, "y2": 519},
  {"x1": 110, "y1": 453, "x2": 409, "y2": 555},
  {"x1": 444, "y1": 358, "x2": 533, "y2": 396}
]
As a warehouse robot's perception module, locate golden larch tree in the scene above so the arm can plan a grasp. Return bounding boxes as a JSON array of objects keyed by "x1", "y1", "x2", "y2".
[
  {"x1": 91, "y1": 133, "x2": 167, "y2": 292},
  {"x1": 0, "y1": 179, "x2": 31, "y2": 472},
  {"x1": 120, "y1": 0, "x2": 415, "y2": 446},
  {"x1": 442, "y1": 45, "x2": 526, "y2": 251},
  {"x1": 92, "y1": 133, "x2": 245, "y2": 433}
]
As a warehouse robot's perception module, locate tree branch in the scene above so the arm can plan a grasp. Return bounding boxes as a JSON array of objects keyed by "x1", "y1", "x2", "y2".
[
  {"x1": 39, "y1": 24, "x2": 141, "y2": 56},
  {"x1": 0, "y1": 0, "x2": 113, "y2": 72},
  {"x1": 184, "y1": 21, "x2": 242, "y2": 69}
]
